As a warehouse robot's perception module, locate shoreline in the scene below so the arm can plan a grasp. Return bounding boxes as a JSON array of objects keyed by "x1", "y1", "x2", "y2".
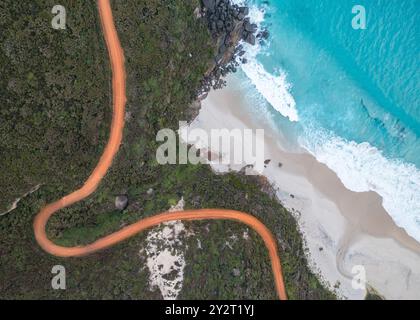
[{"x1": 187, "y1": 74, "x2": 420, "y2": 299}]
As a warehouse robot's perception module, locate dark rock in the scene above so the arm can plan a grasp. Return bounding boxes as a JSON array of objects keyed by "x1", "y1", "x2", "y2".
[
  {"x1": 202, "y1": 0, "x2": 216, "y2": 11},
  {"x1": 211, "y1": 21, "x2": 216, "y2": 31},
  {"x1": 192, "y1": 195, "x2": 201, "y2": 207},
  {"x1": 241, "y1": 30, "x2": 249, "y2": 40},
  {"x1": 239, "y1": 7, "x2": 249, "y2": 15},
  {"x1": 244, "y1": 21, "x2": 257, "y2": 33},
  {"x1": 217, "y1": 20, "x2": 224, "y2": 30},
  {"x1": 219, "y1": 40, "x2": 227, "y2": 51},
  {"x1": 245, "y1": 33, "x2": 256, "y2": 45},
  {"x1": 260, "y1": 29, "x2": 270, "y2": 39},
  {"x1": 225, "y1": 21, "x2": 233, "y2": 32},
  {"x1": 197, "y1": 0, "x2": 257, "y2": 98}
]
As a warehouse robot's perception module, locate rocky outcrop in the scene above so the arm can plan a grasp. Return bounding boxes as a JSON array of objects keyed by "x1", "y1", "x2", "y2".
[
  {"x1": 196, "y1": 0, "x2": 268, "y2": 100},
  {"x1": 115, "y1": 195, "x2": 129, "y2": 211}
]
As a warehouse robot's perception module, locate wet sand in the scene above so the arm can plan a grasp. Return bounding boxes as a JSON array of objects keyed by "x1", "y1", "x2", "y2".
[{"x1": 187, "y1": 74, "x2": 420, "y2": 299}]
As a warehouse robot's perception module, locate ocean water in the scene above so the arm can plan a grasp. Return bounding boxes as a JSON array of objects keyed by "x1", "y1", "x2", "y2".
[{"x1": 233, "y1": 0, "x2": 420, "y2": 241}]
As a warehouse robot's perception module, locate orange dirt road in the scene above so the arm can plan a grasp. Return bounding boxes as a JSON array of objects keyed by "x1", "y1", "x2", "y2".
[{"x1": 33, "y1": 0, "x2": 287, "y2": 300}]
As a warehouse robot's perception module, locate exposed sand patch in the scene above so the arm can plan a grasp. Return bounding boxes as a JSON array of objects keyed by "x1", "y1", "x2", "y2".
[{"x1": 141, "y1": 198, "x2": 188, "y2": 300}]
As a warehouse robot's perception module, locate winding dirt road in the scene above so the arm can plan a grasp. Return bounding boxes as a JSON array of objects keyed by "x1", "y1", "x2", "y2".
[{"x1": 33, "y1": 0, "x2": 287, "y2": 300}]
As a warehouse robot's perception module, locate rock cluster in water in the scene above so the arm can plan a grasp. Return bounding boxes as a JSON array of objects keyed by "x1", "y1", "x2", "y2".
[
  {"x1": 196, "y1": 0, "x2": 269, "y2": 100},
  {"x1": 203, "y1": 0, "x2": 256, "y2": 44}
]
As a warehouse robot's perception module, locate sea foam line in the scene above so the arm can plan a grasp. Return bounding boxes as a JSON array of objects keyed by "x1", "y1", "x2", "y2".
[
  {"x1": 236, "y1": 1, "x2": 420, "y2": 243},
  {"x1": 233, "y1": 0, "x2": 420, "y2": 241},
  {"x1": 301, "y1": 130, "x2": 420, "y2": 243},
  {"x1": 238, "y1": 2, "x2": 299, "y2": 122}
]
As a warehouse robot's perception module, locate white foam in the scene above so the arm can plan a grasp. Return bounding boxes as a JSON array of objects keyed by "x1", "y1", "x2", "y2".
[
  {"x1": 238, "y1": 4, "x2": 299, "y2": 122},
  {"x1": 301, "y1": 130, "x2": 420, "y2": 242},
  {"x1": 242, "y1": 60, "x2": 299, "y2": 122},
  {"x1": 234, "y1": 1, "x2": 420, "y2": 243}
]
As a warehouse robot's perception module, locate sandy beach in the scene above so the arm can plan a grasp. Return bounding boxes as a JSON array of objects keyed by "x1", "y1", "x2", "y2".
[{"x1": 185, "y1": 74, "x2": 420, "y2": 299}]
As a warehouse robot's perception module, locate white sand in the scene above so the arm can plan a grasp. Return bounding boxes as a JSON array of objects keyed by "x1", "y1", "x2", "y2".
[
  {"x1": 185, "y1": 75, "x2": 420, "y2": 299},
  {"x1": 141, "y1": 198, "x2": 187, "y2": 300}
]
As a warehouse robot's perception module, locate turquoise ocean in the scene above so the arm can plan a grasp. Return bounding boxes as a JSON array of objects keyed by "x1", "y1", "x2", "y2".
[{"x1": 233, "y1": 0, "x2": 420, "y2": 241}]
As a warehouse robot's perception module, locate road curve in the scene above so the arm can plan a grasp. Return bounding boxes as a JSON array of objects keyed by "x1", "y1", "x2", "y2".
[{"x1": 33, "y1": 0, "x2": 287, "y2": 300}]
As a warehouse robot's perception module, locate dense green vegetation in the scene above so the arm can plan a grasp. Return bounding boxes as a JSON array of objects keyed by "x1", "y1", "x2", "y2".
[
  {"x1": 0, "y1": 0, "x2": 111, "y2": 213},
  {"x1": 0, "y1": 0, "x2": 334, "y2": 299}
]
